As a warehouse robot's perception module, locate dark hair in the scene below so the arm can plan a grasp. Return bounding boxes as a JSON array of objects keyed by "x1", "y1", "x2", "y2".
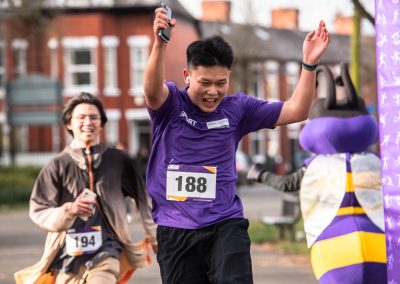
[
  {"x1": 62, "y1": 92, "x2": 107, "y2": 136},
  {"x1": 186, "y1": 36, "x2": 233, "y2": 69}
]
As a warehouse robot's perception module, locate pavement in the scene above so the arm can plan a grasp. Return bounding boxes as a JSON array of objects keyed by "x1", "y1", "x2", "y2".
[{"x1": 0, "y1": 184, "x2": 317, "y2": 284}]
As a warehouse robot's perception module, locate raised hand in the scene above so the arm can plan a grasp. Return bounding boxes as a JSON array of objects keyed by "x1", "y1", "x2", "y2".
[
  {"x1": 153, "y1": 6, "x2": 176, "y2": 45},
  {"x1": 246, "y1": 164, "x2": 264, "y2": 182},
  {"x1": 302, "y1": 21, "x2": 330, "y2": 65}
]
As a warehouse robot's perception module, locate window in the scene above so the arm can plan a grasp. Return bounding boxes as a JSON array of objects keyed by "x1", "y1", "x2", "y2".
[
  {"x1": 101, "y1": 36, "x2": 120, "y2": 96},
  {"x1": 267, "y1": 128, "x2": 281, "y2": 160},
  {"x1": 125, "y1": 108, "x2": 151, "y2": 156},
  {"x1": 285, "y1": 61, "x2": 300, "y2": 98},
  {"x1": 104, "y1": 109, "x2": 121, "y2": 146},
  {"x1": 249, "y1": 64, "x2": 263, "y2": 99},
  {"x1": 48, "y1": 38, "x2": 58, "y2": 79},
  {"x1": 127, "y1": 36, "x2": 150, "y2": 96},
  {"x1": 265, "y1": 61, "x2": 283, "y2": 163},
  {"x1": 249, "y1": 129, "x2": 265, "y2": 156},
  {"x1": 265, "y1": 61, "x2": 279, "y2": 101},
  {"x1": 0, "y1": 41, "x2": 5, "y2": 97},
  {"x1": 62, "y1": 36, "x2": 98, "y2": 96},
  {"x1": 11, "y1": 39, "x2": 28, "y2": 77}
]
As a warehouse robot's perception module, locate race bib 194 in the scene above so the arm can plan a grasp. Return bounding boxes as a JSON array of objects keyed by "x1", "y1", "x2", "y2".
[
  {"x1": 166, "y1": 165, "x2": 217, "y2": 202},
  {"x1": 66, "y1": 226, "x2": 102, "y2": 256}
]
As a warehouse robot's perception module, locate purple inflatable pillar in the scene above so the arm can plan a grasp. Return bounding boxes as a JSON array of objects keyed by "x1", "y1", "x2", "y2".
[{"x1": 375, "y1": 0, "x2": 400, "y2": 282}]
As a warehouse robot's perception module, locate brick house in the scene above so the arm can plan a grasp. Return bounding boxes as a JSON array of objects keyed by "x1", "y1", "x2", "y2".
[
  {"x1": 0, "y1": 0, "x2": 375, "y2": 173},
  {"x1": 0, "y1": 0, "x2": 200, "y2": 164}
]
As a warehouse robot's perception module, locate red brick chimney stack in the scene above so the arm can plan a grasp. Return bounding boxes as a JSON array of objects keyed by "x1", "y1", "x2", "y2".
[
  {"x1": 202, "y1": 0, "x2": 231, "y2": 22},
  {"x1": 334, "y1": 14, "x2": 353, "y2": 35},
  {"x1": 271, "y1": 8, "x2": 299, "y2": 30}
]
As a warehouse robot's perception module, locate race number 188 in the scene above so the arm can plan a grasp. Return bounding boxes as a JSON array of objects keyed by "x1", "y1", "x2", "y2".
[
  {"x1": 175, "y1": 175, "x2": 207, "y2": 193},
  {"x1": 166, "y1": 167, "x2": 216, "y2": 201}
]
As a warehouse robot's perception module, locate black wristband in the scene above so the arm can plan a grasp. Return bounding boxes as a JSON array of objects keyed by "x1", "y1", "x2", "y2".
[{"x1": 302, "y1": 61, "x2": 319, "y2": 72}]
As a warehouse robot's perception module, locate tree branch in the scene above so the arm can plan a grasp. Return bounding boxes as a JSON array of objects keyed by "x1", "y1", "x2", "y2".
[{"x1": 351, "y1": 0, "x2": 375, "y2": 26}]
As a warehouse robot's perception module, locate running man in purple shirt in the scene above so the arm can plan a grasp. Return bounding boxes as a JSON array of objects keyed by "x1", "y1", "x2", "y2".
[{"x1": 144, "y1": 5, "x2": 330, "y2": 284}]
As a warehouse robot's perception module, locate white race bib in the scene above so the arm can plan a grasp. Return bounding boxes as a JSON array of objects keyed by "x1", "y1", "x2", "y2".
[
  {"x1": 66, "y1": 226, "x2": 102, "y2": 256},
  {"x1": 166, "y1": 165, "x2": 217, "y2": 202}
]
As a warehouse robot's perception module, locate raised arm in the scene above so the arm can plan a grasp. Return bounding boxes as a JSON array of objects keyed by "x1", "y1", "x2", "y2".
[
  {"x1": 247, "y1": 164, "x2": 305, "y2": 193},
  {"x1": 276, "y1": 21, "x2": 330, "y2": 126},
  {"x1": 144, "y1": 6, "x2": 176, "y2": 111}
]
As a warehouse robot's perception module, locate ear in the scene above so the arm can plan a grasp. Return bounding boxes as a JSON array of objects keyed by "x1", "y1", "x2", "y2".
[{"x1": 183, "y1": 68, "x2": 190, "y2": 84}]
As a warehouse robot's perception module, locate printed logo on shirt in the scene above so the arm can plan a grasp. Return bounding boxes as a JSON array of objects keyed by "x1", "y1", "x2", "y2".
[
  {"x1": 180, "y1": 111, "x2": 197, "y2": 126},
  {"x1": 207, "y1": 118, "x2": 229, "y2": 129}
]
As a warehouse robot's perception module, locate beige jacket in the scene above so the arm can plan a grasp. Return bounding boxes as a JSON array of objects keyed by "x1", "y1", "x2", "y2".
[{"x1": 15, "y1": 145, "x2": 157, "y2": 284}]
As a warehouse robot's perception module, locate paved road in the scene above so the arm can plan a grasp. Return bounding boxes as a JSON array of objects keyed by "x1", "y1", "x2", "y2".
[{"x1": 0, "y1": 184, "x2": 317, "y2": 284}]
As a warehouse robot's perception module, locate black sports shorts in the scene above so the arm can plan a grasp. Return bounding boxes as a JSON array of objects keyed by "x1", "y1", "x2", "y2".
[{"x1": 156, "y1": 218, "x2": 253, "y2": 284}]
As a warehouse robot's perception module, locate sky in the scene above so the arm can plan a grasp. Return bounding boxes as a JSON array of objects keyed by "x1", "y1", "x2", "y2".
[{"x1": 179, "y1": 0, "x2": 375, "y2": 35}]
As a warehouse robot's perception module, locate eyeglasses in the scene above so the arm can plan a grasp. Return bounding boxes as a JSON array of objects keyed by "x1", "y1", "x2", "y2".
[{"x1": 72, "y1": 115, "x2": 101, "y2": 122}]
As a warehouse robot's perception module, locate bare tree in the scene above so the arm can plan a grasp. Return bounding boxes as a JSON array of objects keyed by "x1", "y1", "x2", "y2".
[
  {"x1": 1, "y1": 0, "x2": 55, "y2": 72},
  {"x1": 349, "y1": 0, "x2": 375, "y2": 95},
  {"x1": 351, "y1": 0, "x2": 374, "y2": 25}
]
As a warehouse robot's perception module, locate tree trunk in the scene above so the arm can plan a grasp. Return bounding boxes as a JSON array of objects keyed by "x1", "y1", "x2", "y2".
[{"x1": 351, "y1": 6, "x2": 361, "y2": 93}]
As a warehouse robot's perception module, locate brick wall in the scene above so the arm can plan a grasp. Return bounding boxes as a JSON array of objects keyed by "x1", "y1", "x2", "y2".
[
  {"x1": 202, "y1": 0, "x2": 231, "y2": 22},
  {"x1": 334, "y1": 14, "x2": 353, "y2": 35},
  {"x1": 271, "y1": 8, "x2": 299, "y2": 30}
]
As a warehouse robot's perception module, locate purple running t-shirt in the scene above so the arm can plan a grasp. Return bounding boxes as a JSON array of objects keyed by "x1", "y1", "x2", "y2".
[{"x1": 147, "y1": 82, "x2": 283, "y2": 229}]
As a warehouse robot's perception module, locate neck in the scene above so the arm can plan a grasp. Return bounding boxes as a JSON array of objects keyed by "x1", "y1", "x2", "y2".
[{"x1": 70, "y1": 139, "x2": 97, "y2": 149}]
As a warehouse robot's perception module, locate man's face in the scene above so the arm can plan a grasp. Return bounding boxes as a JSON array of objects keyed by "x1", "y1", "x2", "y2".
[
  {"x1": 67, "y1": 103, "x2": 102, "y2": 147},
  {"x1": 185, "y1": 65, "x2": 230, "y2": 113}
]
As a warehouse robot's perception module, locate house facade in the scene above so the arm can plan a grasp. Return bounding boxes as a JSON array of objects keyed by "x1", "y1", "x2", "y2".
[
  {"x1": 0, "y1": 0, "x2": 375, "y2": 175},
  {"x1": 0, "y1": 0, "x2": 199, "y2": 164}
]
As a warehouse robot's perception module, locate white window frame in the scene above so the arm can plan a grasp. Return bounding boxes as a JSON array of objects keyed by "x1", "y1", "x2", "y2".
[
  {"x1": 104, "y1": 109, "x2": 121, "y2": 146},
  {"x1": 285, "y1": 61, "x2": 300, "y2": 98},
  {"x1": 101, "y1": 36, "x2": 120, "y2": 96},
  {"x1": 11, "y1": 38, "x2": 28, "y2": 77},
  {"x1": 48, "y1": 38, "x2": 58, "y2": 79},
  {"x1": 249, "y1": 129, "x2": 265, "y2": 156},
  {"x1": 125, "y1": 108, "x2": 150, "y2": 156},
  {"x1": 249, "y1": 63, "x2": 263, "y2": 99},
  {"x1": 127, "y1": 36, "x2": 150, "y2": 97},
  {"x1": 62, "y1": 36, "x2": 98, "y2": 96},
  {"x1": 265, "y1": 60, "x2": 280, "y2": 101},
  {"x1": 0, "y1": 40, "x2": 6, "y2": 98},
  {"x1": 267, "y1": 128, "x2": 281, "y2": 159}
]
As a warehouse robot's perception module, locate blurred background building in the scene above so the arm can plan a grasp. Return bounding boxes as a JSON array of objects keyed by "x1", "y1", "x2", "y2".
[{"x1": 0, "y1": 0, "x2": 377, "y2": 176}]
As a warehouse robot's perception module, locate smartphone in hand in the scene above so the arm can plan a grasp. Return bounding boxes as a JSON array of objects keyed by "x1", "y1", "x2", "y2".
[
  {"x1": 80, "y1": 188, "x2": 96, "y2": 221},
  {"x1": 159, "y1": 3, "x2": 172, "y2": 43}
]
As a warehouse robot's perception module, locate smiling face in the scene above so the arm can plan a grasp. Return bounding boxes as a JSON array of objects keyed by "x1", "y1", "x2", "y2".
[
  {"x1": 185, "y1": 65, "x2": 230, "y2": 113},
  {"x1": 67, "y1": 103, "x2": 102, "y2": 148}
]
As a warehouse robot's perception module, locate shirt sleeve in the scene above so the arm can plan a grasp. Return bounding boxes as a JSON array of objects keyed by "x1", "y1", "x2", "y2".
[
  {"x1": 147, "y1": 81, "x2": 180, "y2": 128},
  {"x1": 29, "y1": 160, "x2": 77, "y2": 232},
  {"x1": 238, "y1": 94, "x2": 284, "y2": 137}
]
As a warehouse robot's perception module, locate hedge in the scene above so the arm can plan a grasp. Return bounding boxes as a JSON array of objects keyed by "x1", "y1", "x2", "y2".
[{"x1": 0, "y1": 166, "x2": 41, "y2": 206}]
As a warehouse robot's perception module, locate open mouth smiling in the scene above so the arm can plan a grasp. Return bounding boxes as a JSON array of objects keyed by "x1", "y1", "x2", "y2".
[{"x1": 203, "y1": 98, "x2": 218, "y2": 104}]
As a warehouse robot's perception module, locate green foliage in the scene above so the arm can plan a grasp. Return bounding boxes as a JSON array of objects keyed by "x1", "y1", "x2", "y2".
[
  {"x1": 248, "y1": 219, "x2": 309, "y2": 255},
  {"x1": 0, "y1": 166, "x2": 41, "y2": 206},
  {"x1": 274, "y1": 240, "x2": 309, "y2": 254},
  {"x1": 248, "y1": 219, "x2": 278, "y2": 243}
]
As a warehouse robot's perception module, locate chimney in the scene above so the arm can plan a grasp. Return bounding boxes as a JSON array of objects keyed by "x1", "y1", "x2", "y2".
[
  {"x1": 202, "y1": 0, "x2": 231, "y2": 22},
  {"x1": 271, "y1": 8, "x2": 299, "y2": 30},
  {"x1": 334, "y1": 14, "x2": 353, "y2": 35}
]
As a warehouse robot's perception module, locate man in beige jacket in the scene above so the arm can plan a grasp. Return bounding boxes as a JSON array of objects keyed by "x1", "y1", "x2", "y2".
[{"x1": 15, "y1": 93, "x2": 157, "y2": 284}]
